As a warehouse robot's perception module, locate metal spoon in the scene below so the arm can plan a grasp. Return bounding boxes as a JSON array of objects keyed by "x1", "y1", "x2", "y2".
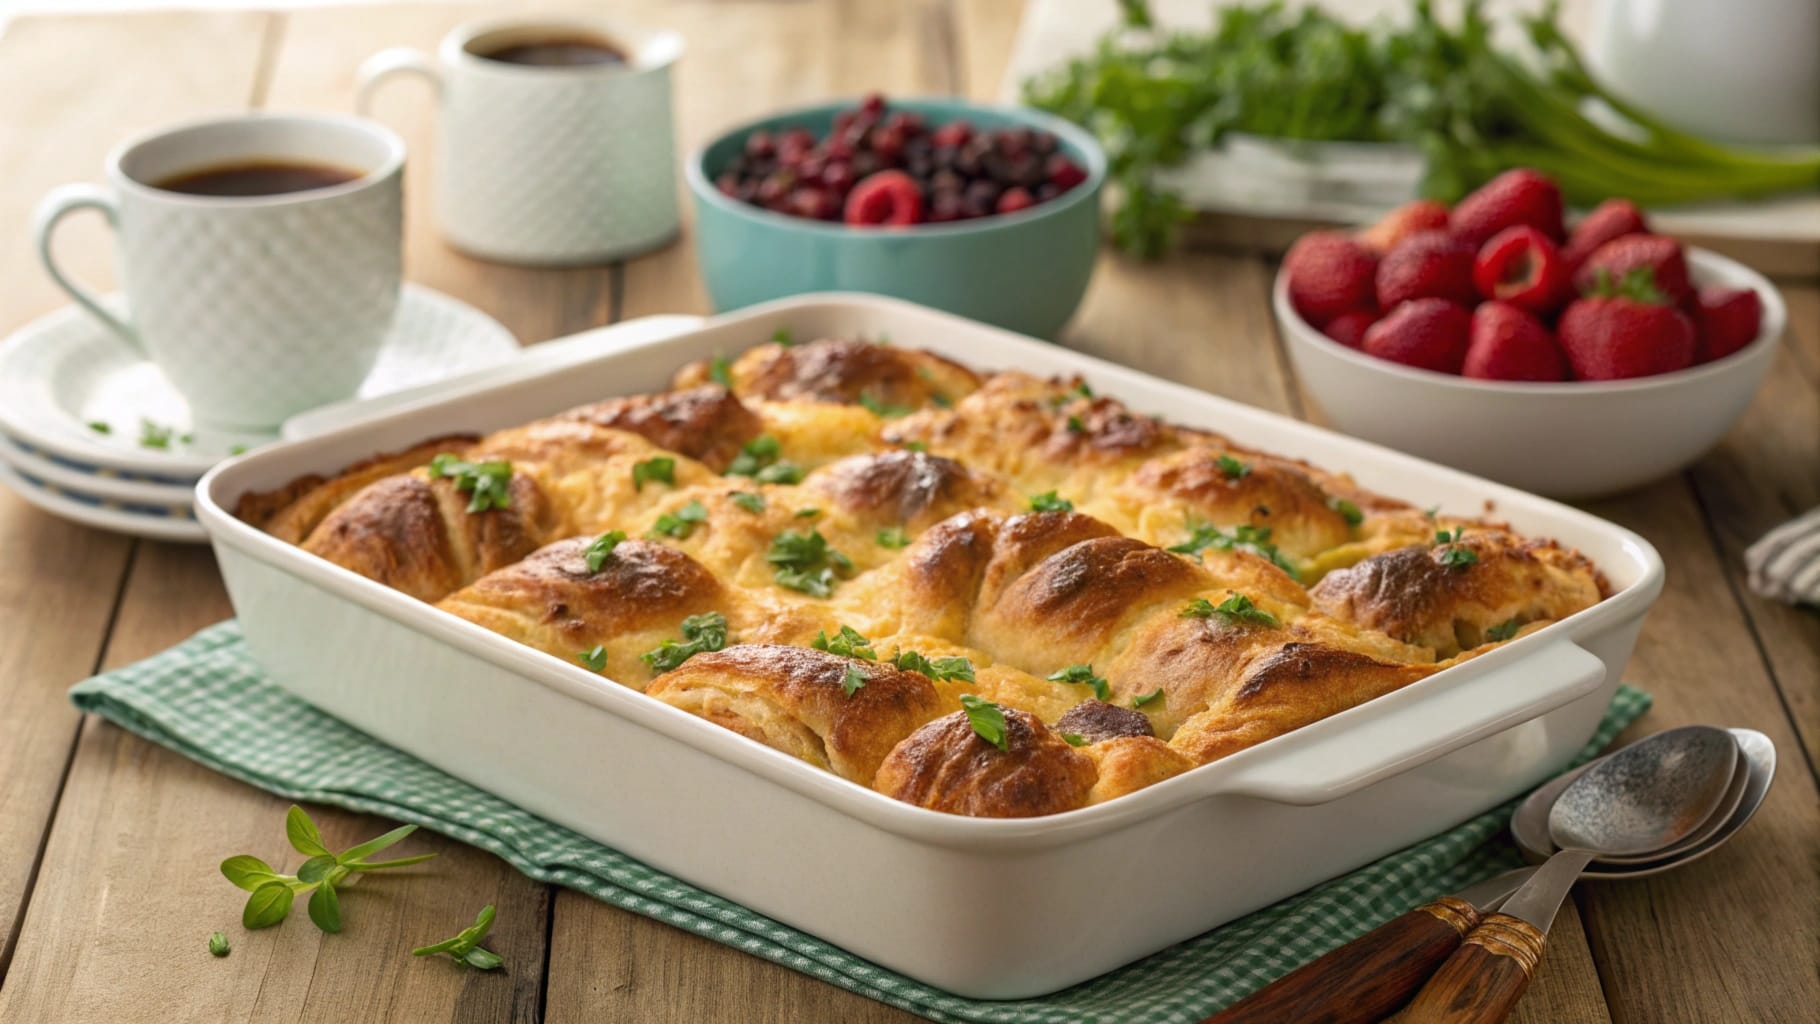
[
  {"x1": 1511, "y1": 728, "x2": 1777, "y2": 876},
  {"x1": 1391, "y1": 725, "x2": 1739, "y2": 1023}
]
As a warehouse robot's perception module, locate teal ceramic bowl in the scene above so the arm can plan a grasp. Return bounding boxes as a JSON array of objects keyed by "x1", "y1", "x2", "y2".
[{"x1": 686, "y1": 98, "x2": 1106, "y2": 339}]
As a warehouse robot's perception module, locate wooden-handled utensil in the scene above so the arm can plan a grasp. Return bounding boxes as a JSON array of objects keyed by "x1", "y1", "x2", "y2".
[{"x1": 1201, "y1": 869, "x2": 1533, "y2": 1024}]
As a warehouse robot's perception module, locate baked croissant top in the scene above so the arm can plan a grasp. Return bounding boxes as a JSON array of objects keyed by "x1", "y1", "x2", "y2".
[{"x1": 240, "y1": 335, "x2": 1608, "y2": 817}]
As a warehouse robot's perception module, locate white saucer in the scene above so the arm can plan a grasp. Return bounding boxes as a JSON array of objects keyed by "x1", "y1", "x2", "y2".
[
  {"x1": 0, "y1": 284, "x2": 518, "y2": 478},
  {"x1": 0, "y1": 433, "x2": 195, "y2": 507},
  {"x1": 0, "y1": 460, "x2": 207, "y2": 543}
]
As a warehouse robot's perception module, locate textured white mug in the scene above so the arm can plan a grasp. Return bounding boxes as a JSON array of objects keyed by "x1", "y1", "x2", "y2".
[
  {"x1": 34, "y1": 114, "x2": 405, "y2": 430},
  {"x1": 357, "y1": 17, "x2": 683, "y2": 265}
]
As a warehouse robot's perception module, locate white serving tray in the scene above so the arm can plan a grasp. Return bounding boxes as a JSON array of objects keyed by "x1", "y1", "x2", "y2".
[{"x1": 196, "y1": 294, "x2": 1663, "y2": 999}]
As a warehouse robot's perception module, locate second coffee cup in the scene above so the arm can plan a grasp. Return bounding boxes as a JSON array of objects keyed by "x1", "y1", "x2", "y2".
[{"x1": 357, "y1": 17, "x2": 683, "y2": 266}]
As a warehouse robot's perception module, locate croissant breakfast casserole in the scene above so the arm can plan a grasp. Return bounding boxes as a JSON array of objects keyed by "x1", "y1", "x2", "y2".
[{"x1": 238, "y1": 336, "x2": 1608, "y2": 817}]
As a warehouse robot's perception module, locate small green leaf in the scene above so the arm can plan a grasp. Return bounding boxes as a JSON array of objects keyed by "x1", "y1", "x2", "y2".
[
  {"x1": 1216, "y1": 454, "x2": 1251, "y2": 479},
  {"x1": 220, "y1": 854, "x2": 281, "y2": 892},
  {"x1": 1181, "y1": 597, "x2": 1216, "y2": 618},
  {"x1": 959, "y1": 694, "x2": 1009, "y2": 751},
  {"x1": 754, "y1": 461, "x2": 803, "y2": 484},
  {"x1": 891, "y1": 649, "x2": 975, "y2": 683},
  {"x1": 632, "y1": 456, "x2": 676, "y2": 492},
  {"x1": 352, "y1": 852, "x2": 440, "y2": 871},
  {"x1": 709, "y1": 354, "x2": 733, "y2": 388},
  {"x1": 577, "y1": 645, "x2": 608, "y2": 671},
  {"x1": 1047, "y1": 663, "x2": 1110, "y2": 702},
  {"x1": 583, "y1": 530, "x2": 627, "y2": 572},
  {"x1": 876, "y1": 526, "x2": 910, "y2": 548},
  {"x1": 87, "y1": 420, "x2": 111, "y2": 434},
  {"x1": 285, "y1": 805, "x2": 329, "y2": 857},
  {"x1": 1210, "y1": 593, "x2": 1279, "y2": 627},
  {"x1": 461, "y1": 947, "x2": 505, "y2": 970},
  {"x1": 1487, "y1": 618, "x2": 1522, "y2": 642},
  {"x1": 771, "y1": 327, "x2": 795, "y2": 347},
  {"x1": 338, "y1": 823, "x2": 418, "y2": 865},
  {"x1": 1133, "y1": 688, "x2": 1165, "y2": 708},
  {"x1": 308, "y1": 880, "x2": 342, "y2": 934},
  {"x1": 296, "y1": 854, "x2": 339, "y2": 884},
  {"x1": 1065, "y1": 414, "x2": 1086, "y2": 434},
  {"x1": 243, "y1": 881, "x2": 295, "y2": 930},
  {"x1": 900, "y1": 440, "x2": 928, "y2": 452},
  {"x1": 412, "y1": 936, "x2": 464, "y2": 957},
  {"x1": 1438, "y1": 546, "x2": 1479, "y2": 569},
  {"x1": 208, "y1": 931, "x2": 231, "y2": 957},
  {"x1": 1028, "y1": 490, "x2": 1073, "y2": 513},
  {"x1": 1328, "y1": 497, "x2": 1364, "y2": 526},
  {"x1": 794, "y1": 507, "x2": 820, "y2": 518},
  {"x1": 1062, "y1": 732, "x2": 1088, "y2": 747},
  {"x1": 841, "y1": 664, "x2": 868, "y2": 696},
  {"x1": 1435, "y1": 527, "x2": 1464, "y2": 545},
  {"x1": 729, "y1": 491, "x2": 765, "y2": 513},
  {"x1": 811, "y1": 625, "x2": 877, "y2": 660}
]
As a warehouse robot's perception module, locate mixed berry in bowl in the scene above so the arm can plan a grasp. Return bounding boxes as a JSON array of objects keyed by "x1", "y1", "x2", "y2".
[{"x1": 713, "y1": 93, "x2": 1092, "y2": 227}]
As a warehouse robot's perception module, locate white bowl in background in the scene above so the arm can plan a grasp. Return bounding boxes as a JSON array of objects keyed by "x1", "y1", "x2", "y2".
[{"x1": 1275, "y1": 247, "x2": 1786, "y2": 500}]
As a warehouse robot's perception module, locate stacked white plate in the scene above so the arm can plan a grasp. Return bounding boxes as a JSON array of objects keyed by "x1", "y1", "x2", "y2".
[{"x1": 0, "y1": 284, "x2": 521, "y2": 542}]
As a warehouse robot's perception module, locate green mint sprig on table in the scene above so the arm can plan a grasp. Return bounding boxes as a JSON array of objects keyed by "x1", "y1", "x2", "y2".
[
  {"x1": 428, "y1": 454, "x2": 513, "y2": 513},
  {"x1": 208, "y1": 931, "x2": 230, "y2": 957},
  {"x1": 221, "y1": 805, "x2": 437, "y2": 933},
  {"x1": 412, "y1": 905, "x2": 504, "y2": 971}
]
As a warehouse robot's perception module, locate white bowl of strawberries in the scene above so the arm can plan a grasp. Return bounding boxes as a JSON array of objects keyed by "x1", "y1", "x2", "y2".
[{"x1": 1273, "y1": 168, "x2": 1785, "y2": 500}]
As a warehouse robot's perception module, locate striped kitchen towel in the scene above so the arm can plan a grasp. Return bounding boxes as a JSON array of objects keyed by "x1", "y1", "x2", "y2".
[{"x1": 1746, "y1": 506, "x2": 1820, "y2": 606}]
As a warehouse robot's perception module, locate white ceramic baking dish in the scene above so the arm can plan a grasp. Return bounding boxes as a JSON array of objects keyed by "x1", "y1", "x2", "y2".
[{"x1": 196, "y1": 293, "x2": 1664, "y2": 999}]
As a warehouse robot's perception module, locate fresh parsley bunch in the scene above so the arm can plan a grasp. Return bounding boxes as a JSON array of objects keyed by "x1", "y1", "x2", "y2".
[{"x1": 221, "y1": 805, "x2": 437, "y2": 933}]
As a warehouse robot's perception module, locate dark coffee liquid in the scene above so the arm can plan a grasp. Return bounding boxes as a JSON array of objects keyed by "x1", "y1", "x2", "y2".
[
  {"x1": 477, "y1": 35, "x2": 628, "y2": 67},
  {"x1": 154, "y1": 160, "x2": 362, "y2": 197}
]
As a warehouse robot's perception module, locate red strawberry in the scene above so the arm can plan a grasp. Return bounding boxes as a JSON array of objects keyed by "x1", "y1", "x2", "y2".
[
  {"x1": 1464, "y1": 302, "x2": 1568, "y2": 381},
  {"x1": 1473, "y1": 226, "x2": 1568, "y2": 316},
  {"x1": 1573, "y1": 234, "x2": 1694, "y2": 308},
  {"x1": 1360, "y1": 199, "x2": 1451, "y2": 254},
  {"x1": 1450, "y1": 169, "x2": 1565, "y2": 246},
  {"x1": 1564, "y1": 198, "x2": 1648, "y2": 271},
  {"x1": 844, "y1": 170, "x2": 924, "y2": 226},
  {"x1": 1376, "y1": 231, "x2": 1477, "y2": 309},
  {"x1": 1557, "y1": 268, "x2": 1697, "y2": 380},
  {"x1": 1284, "y1": 231, "x2": 1378, "y2": 327},
  {"x1": 1322, "y1": 309, "x2": 1378, "y2": 349},
  {"x1": 1693, "y1": 287, "x2": 1763, "y2": 363},
  {"x1": 1362, "y1": 299, "x2": 1472, "y2": 374}
]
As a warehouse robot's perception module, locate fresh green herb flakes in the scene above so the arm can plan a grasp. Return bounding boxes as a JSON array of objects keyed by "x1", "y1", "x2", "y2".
[
  {"x1": 1168, "y1": 519, "x2": 1299, "y2": 579},
  {"x1": 649, "y1": 500, "x2": 708, "y2": 539},
  {"x1": 726, "y1": 434, "x2": 803, "y2": 483},
  {"x1": 709, "y1": 354, "x2": 734, "y2": 388},
  {"x1": 876, "y1": 526, "x2": 911, "y2": 549},
  {"x1": 641, "y1": 612, "x2": 729, "y2": 673},
  {"x1": 1216, "y1": 454, "x2": 1251, "y2": 479},
  {"x1": 1133, "y1": 688, "x2": 1165, "y2": 708},
  {"x1": 1328, "y1": 497, "x2": 1364, "y2": 526},
  {"x1": 794, "y1": 507, "x2": 820, "y2": 519},
  {"x1": 577, "y1": 645, "x2": 608, "y2": 671},
  {"x1": 429, "y1": 454, "x2": 514, "y2": 513},
  {"x1": 413, "y1": 905, "x2": 504, "y2": 971},
  {"x1": 208, "y1": 931, "x2": 231, "y2": 957},
  {"x1": 892, "y1": 649, "x2": 976, "y2": 683},
  {"x1": 87, "y1": 420, "x2": 111, "y2": 434},
  {"x1": 729, "y1": 491, "x2": 766, "y2": 513},
  {"x1": 812, "y1": 625, "x2": 877, "y2": 661},
  {"x1": 1028, "y1": 491, "x2": 1074, "y2": 513},
  {"x1": 859, "y1": 392, "x2": 914, "y2": 419},
  {"x1": 1212, "y1": 593, "x2": 1279, "y2": 627},
  {"x1": 1062, "y1": 732, "x2": 1089, "y2": 747},
  {"x1": 1487, "y1": 619, "x2": 1522, "y2": 642},
  {"x1": 1065, "y1": 415, "x2": 1086, "y2": 434},
  {"x1": 584, "y1": 530, "x2": 627, "y2": 572},
  {"x1": 768, "y1": 529, "x2": 853, "y2": 598},
  {"x1": 841, "y1": 664, "x2": 869, "y2": 697},
  {"x1": 1047, "y1": 663, "x2": 1111, "y2": 702},
  {"x1": 1181, "y1": 597, "x2": 1217, "y2": 618},
  {"x1": 632, "y1": 456, "x2": 676, "y2": 492},
  {"x1": 959, "y1": 693, "x2": 1009, "y2": 751},
  {"x1": 771, "y1": 327, "x2": 796, "y2": 347},
  {"x1": 139, "y1": 418, "x2": 176, "y2": 450}
]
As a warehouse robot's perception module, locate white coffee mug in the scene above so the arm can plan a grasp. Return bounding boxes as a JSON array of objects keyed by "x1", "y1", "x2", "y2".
[
  {"x1": 34, "y1": 114, "x2": 405, "y2": 430},
  {"x1": 357, "y1": 17, "x2": 683, "y2": 265}
]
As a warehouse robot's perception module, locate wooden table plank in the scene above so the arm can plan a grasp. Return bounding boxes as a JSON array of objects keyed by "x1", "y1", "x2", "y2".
[{"x1": 0, "y1": 8, "x2": 272, "y2": 977}]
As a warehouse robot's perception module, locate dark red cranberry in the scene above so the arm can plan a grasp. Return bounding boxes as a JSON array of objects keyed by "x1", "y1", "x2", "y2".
[
  {"x1": 871, "y1": 127, "x2": 906, "y2": 164},
  {"x1": 1031, "y1": 131, "x2": 1058, "y2": 156},
  {"x1": 744, "y1": 130, "x2": 775, "y2": 159},
  {"x1": 825, "y1": 136, "x2": 855, "y2": 160},
  {"x1": 996, "y1": 186, "x2": 1035, "y2": 215},
  {"x1": 928, "y1": 191, "x2": 965, "y2": 223},
  {"x1": 755, "y1": 172, "x2": 794, "y2": 207},
  {"x1": 996, "y1": 127, "x2": 1033, "y2": 158},
  {"x1": 1036, "y1": 183, "x2": 1061, "y2": 202},
  {"x1": 931, "y1": 121, "x2": 972, "y2": 149},
  {"x1": 964, "y1": 179, "x2": 1002, "y2": 209},
  {"x1": 1046, "y1": 155, "x2": 1087, "y2": 191},
  {"x1": 851, "y1": 151, "x2": 882, "y2": 179},
  {"x1": 789, "y1": 187, "x2": 837, "y2": 220},
  {"x1": 821, "y1": 161, "x2": 855, "y2": 193},
  {"x1": 930, "y1": 169, "x2": 964, "y2": 195},
  {"x1": 1005, "y1": 154, "x2": 1044, "y2": 188},
  {"x1": 859, "y1": 92, "x2": 886, "y2": 116},
  {"x1": 715, "y1": 172, "x2": 740, "y2": 197}
]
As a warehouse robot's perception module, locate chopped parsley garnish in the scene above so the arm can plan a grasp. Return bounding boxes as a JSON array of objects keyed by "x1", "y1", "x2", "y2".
[
  {"x1": 892, "y1": 649, "x2": 976, "y2": 683},
  {"x1": 1066, "y1": 414, "x2": 1086, "y2": 434},
  {"x1": 858, "y1": 392, "x2": 914, "y2": 419},
  {"x1": 583, "y1": 529, "x2": 628, "y2": 572},
  {"x1": 876, "y1": 526, "x2": 911, "y2": 549},
  {"x1": 1217, "y1": 454, "x2": 1251, "y2": 479},
  {"x1": 1062, "y1": 732, "x2": 1088, "y2": 747},
  {"x1": 767, "y1": 529, "x2": 853, "y2": 598},
  {"x1": 429, "y1": 453, "x2": 514, "y2": 512},
  {"x1": 1047, "y1": 664, "x2": 1110, "y2": 702},
  {"x1": 576, "y1": 646, "x2": 607, "y2": 671},
  {"x1": 1329, "y1": 497, "x2": 1364, "y2": 526},
  {"x1": 649, "y1": 500, "x2": 708, "y2": 539},
  {"x1": 1028, "y1": 490, "x2": 1074, "y2": 513},
  {"x1": 841, "y1": 664, "x2": 869, "y2": 696},
  {"x1": 771, "y1": 327, "x2": 795, "y2": 347},
  {"x1": 730, "y1": 491, "x2": 765, "y2": 513},
  {"x1": 1182, "y1": 597, "x2": 1217, "y2": 618},
  {"x1": 794, "y1": 507, "x2": 820, "y2": 518},
  {"x1": 1424, "y1": 505, "x2": 1440, "y2": 519},
  {"x1": 632, "y1": 456, "x2": 676, "y2": 491},
  {"x1": 708, "y1": 355, "x2": 733, "y2": 388},
  {"x1": 1434, "y1": 528, "x2": 1478, "y2": 569},
  {"x1": 1167, "y1": 519, "x2": 1299, "y2": 579},
  {"x1": 1487, "y1": 619, "x2": 1522, "y2": 642},
  {"x1": 87, "y1": 420, "x2": 111, "y2": 434},
  {"x1": 959, "y1": 693, "x2": 1008, "y2": 751},
  {"x1": 930, "y1": 391, "x2": 953, "y2": 409},
  {"x1": 1211, "y1": 594, "x2": 1279, "y2": 627},
  {"x1": 641, "y1": 612, "x2": 728, "y2": 673},
  {"x1": 1133, "y1": 688, "x2": 1165, "y2": 708},
  {"x1": 1074, "y1": 381, "x2": 1094, "y2": 399},
  {"x1": 726, "y1": 434, "x2": 803, "y2": 483},
  {"x1": 900, "y1": 440, "x2": 928, "y2": 452},
  {"x1": 1435, "y1": 527, "x2": 1464, "y2": 544},
  {"x1": 812, "y1": 625, "x2": 877, "y2": 660},
  {"x1": 139, "y1": 418, "x2": 176, "y2": 450}
]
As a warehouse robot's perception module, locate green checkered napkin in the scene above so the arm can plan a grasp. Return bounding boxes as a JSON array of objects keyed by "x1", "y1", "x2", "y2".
[{"x1": 69, "y1": 621, "x2": 1650, "y2": 1024}]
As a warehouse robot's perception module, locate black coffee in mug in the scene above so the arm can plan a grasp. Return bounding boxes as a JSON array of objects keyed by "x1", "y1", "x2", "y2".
[
  {"x1": 476, "y1": 34, "x2": 628, "y2": 68},
  {"x1": 154, "y1": 160, "x2": 362, "y2": 197}
]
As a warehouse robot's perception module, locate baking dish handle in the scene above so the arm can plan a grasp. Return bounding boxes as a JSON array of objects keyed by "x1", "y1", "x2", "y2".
[
  {"x1": 279, "y1": 314, "x2": 707, "y2": 441},
  {"x1": 1218, "y1": 639, "x2": 1608, "y2": 806}
]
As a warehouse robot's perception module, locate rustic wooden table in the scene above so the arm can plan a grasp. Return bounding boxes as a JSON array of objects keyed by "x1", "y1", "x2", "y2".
[{"x1": 0, "y1": 3, "x2": 1814, "y2": 1022}]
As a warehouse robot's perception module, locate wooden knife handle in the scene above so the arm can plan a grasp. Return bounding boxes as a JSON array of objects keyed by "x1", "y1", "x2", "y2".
[
  {"x1": 1201, "y1": 896, "x2": 1482, "y2": 1024},
  {"x1": 1386, "y1": 912, "x2": 1548, "y2": 1024}
]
